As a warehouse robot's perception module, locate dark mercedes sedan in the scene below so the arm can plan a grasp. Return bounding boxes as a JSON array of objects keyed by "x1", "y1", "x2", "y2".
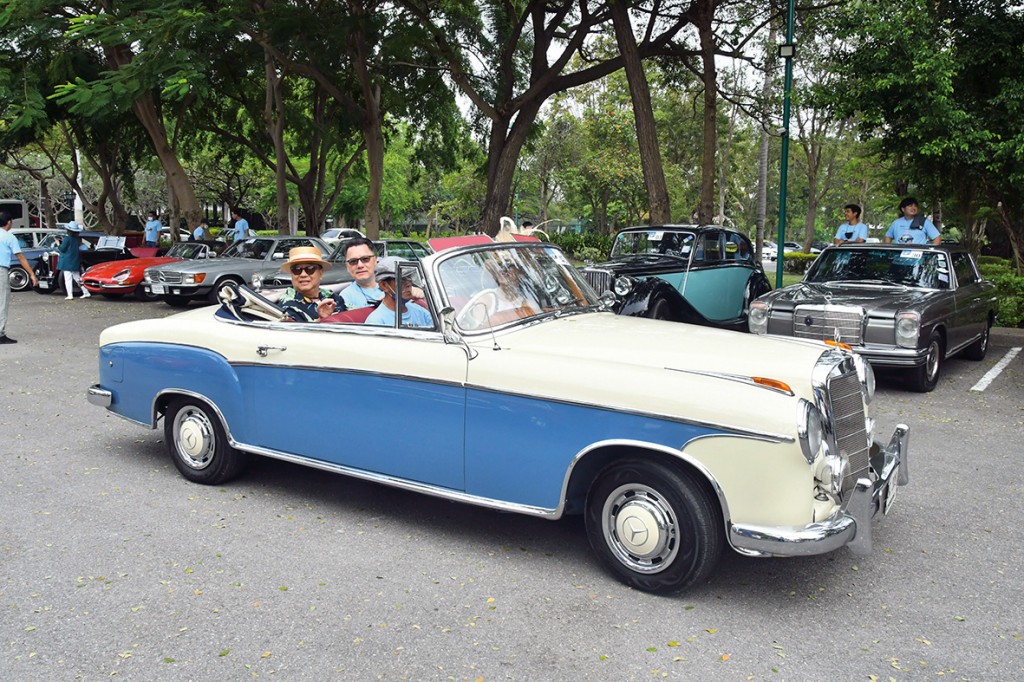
[{"x1": 748, "y1": 243, "x2": 997, "y2": 391}]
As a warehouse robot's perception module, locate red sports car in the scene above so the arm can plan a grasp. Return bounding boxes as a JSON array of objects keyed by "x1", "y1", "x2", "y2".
[{"x1": 82, "y1": 241, "x2": 224, "y2": 301}]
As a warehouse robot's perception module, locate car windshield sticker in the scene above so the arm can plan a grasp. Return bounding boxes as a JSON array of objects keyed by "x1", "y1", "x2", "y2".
[
  {"x1": 648, "y1": 231, "x2": 664, "y2": 240},
  {"x1": 898, "y1": 250, "x2": 922, "y2": 260}
]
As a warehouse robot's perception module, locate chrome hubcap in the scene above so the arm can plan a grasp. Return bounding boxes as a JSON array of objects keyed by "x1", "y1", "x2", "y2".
[
  {"x1": 926, "y1": 341, "x2": 940, "y2": 381},
  {"x1": 173, "y1": 407, "x2": 215, "y2": 470},
  {"x1": 603, "y1": 484, "x2": 678, "y2": 574}
]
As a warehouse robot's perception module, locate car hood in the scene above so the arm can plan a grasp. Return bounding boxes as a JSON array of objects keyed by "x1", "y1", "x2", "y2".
[
  {"x1": 582, "y1": 255, "x2": 691, "y2": 276},
  {"x1": 762, "y1": 282, "x2": 943, "y2": 317},
  {"x1": 148, "y1": 257, "x2": 259, "y2": 274},
  {"x1": 85, "y1": 257, "x2": 179, "y2": 277}
]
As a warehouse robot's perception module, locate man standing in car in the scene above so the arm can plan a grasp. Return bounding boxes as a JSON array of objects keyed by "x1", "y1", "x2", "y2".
[
  {"x1": 1, "y1": 211, "x2": 39, "y2": 344},
  {"x1": 884, "y1": 197, "x2": 941, "y2": 245},
  {"x1": 834, "y1": 204, "x2": 868, "y2": 244},
  {"x1": 338, "y1": 237, "x2": 383, "y2": 309}
]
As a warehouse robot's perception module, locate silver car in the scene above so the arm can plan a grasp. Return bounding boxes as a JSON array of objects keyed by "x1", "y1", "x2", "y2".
[{"x1": 143, "y1": 235, "x2": 330, "y2": 307}]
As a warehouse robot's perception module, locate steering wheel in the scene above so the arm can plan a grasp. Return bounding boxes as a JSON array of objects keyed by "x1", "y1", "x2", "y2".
[{"x1": 456, "y1": 289, "x2": 499, "y2": 330}]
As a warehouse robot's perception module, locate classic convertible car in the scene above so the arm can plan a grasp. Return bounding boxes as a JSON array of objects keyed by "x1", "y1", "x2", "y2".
[
  {"x1": 89, "y1": 242, "x2": 908, "y2": 594},
  {"x1": 81, "y1": 241, "x2": 226, "y2": 300},
  {"x1": 579, "y1": 225, "x2": 772, "y2": 331},
  {"x1": 748, "y1": 243, "x2": 997, "y2": 392}
]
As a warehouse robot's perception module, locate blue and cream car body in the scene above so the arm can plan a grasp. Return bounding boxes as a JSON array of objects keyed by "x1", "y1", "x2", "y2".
[
  {"x1": 90, "y1": 241, "x2": 907, "y2": 594},
  {"x1": 579, "y1": 225, "x2": 772, "y2": 331}
]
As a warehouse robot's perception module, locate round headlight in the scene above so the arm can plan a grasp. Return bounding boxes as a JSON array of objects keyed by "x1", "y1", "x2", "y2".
[
  {"x1": 798, "y1": 399, "x2": 825, "y2": 464},
  {"x1": 612, "y1": 276, "x2": 635, "y2": 298},
  {"x1": 895, "y1": 311, "x2": 920, "y2": 348},
  {"x1": 112, "y1": 269, "x2": 131, "y2": 283},
  {"x1": 748, "y1": 300, "x2": 769, "y2": 334}
]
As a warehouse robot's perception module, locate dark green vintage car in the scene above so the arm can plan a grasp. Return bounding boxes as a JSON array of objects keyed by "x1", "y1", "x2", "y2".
[{"x1": 579, "y1": 225, "x2": 772, "y2": 331}]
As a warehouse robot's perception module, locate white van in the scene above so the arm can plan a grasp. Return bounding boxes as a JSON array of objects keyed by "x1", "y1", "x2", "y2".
[{"x1": 0, "y1": 199, "x2": 31, "y2": 230}]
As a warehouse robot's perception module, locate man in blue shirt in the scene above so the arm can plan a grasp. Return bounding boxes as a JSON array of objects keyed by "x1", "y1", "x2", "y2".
[
  {"x1": 192, "y1": 219, "x2": 208, "y2": 241},
  {"x1": 230, "y1": 209, "x2": 252, "y2": 242},
  {"x1": 143, "y1": 211, "x2": 162, "y2": 247},
  {"x1": 338, "y1": 237, "x2": 383, "y2": 309},
  {"x1": 1, "y1": 211, "x2": 39, "y2": 344},
  {"x1": 364, "y1": 258, "x2": 433, "y2": 328},
  {"x1": 884, "y1": 197, "x2": 941, "y2": 245},
  {"x1": 833, "y1": 204, "x2": 869, "y2": 244}
]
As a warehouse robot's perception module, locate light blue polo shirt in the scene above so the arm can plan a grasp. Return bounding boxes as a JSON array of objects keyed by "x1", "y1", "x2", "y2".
[
  {"x1": 1, "y1": 228, "x2": 22, "y2": 267},
  {"x1": 885, "y1": 217, "x2": 940, "y2": 244}
]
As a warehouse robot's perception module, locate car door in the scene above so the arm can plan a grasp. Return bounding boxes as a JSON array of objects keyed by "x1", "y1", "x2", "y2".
[
  {"x1": 949, "y1": 252, "x2": 988, "y2": 351},
  {"x1": 234, "y1": 322, "x2": 469, "y2": 491},
  {"x1": 680, "y1": 230, "x2": 752, "y2": 321}
]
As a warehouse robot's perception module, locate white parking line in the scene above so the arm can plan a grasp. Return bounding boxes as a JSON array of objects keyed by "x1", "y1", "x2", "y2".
[{"x1": 970, "y1": 347, "x2": 1022, "y2": 392}]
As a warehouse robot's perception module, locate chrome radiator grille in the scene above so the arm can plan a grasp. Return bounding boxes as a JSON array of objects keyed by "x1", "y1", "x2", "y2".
[
  {"x1": 793, "y1": 305, "x2": 864, "y2": 345},
  {"x1": 827, "y1": 370, "x2": 871, "y2": 492},
  {"x1": 580, "y1": 269, "x2": 613, "y2": 294},
  {"x1": 150, "y1": 271, "x2": 183, "y2": 284}
]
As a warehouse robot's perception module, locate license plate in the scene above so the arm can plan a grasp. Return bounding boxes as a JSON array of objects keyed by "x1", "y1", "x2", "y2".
[
  {"x1": 883, "y1": 466, "x2": 899, "y2": 514},
  {"x1": 151, "y1": 284, "x2": 165, "y2": 294},
  {"x1": 38, "y1": 280, "x2": 49, "y2": 289}
]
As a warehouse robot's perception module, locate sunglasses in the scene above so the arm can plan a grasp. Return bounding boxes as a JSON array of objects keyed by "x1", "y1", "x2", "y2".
[
  {"x1": 290, "y1": 264, "x2": 321, "y2": 275},
  {"x1": 345, "y1": 255, "x2": 374, "y2": 266}
]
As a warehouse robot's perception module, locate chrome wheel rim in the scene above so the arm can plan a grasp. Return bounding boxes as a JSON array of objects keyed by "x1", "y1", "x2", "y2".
[
  {"x1": 925, "y1": 340, "x2": 940, "y2": 382},
  {"x1": 172, "y1": 406, "x2": 215, "y2": 470},
  {"x1": 9, "y1": 268, "x2": 29, "y2": 291},
  {"x1": 602, "y1": 484, "x2": 678, "y2": 574}
]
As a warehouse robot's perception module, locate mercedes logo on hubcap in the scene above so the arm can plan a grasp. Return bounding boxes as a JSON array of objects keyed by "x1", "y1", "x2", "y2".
[{"x1": 623, "y1": 515, "x2": 649, "y2": 546}]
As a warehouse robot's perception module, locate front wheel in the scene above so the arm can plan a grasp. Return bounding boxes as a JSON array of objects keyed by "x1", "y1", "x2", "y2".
[
  {"x1": 164, "y1": 397, "x2": 248, "y2": 484},
  {"x1": 585, "y1": 459, "x2": 723, "y2": 594},
  {"x1": 907, "y1": 330, "x2": 943, "y2": 392},
  {"x1": 134, "y1": 286, "x2": 159, "y2": 302},
  {"x1": 8, "y1": 267, "x2": 30, "y2": 292},
  {"x1": 644, "y1": 297, "x2": 671, "y2": 320},
  {"x1": 164, "y1": 295, "x2": 191, "y2": 308}
]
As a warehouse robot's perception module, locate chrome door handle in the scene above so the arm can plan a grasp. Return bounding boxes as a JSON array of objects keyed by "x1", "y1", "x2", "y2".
[{"x1": 256, "y1": 345, "x2": 287, "y2": 357}]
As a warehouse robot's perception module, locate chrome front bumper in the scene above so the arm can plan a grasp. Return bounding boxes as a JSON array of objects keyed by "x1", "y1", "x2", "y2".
[
  {"x1": 729, "y1": 424, "x2": 910, "y2": 557},
  {"x1": 88, "y1": 384, "x2": 112, "y2": 407}
]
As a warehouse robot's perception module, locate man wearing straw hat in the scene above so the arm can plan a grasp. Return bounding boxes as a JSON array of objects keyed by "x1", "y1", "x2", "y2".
[{"x1": 277, "y1": 246, "x2": 345, "y2": 322}]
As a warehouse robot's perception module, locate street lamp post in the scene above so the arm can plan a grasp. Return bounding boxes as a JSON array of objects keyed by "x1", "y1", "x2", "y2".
[{"x1": 775, "y1": 0, "x2": 796, "y2": 288}]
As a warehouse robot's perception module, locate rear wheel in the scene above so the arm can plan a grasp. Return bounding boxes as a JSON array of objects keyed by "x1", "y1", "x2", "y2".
[
  {"x1": 164, "y1": 295, "x2": 191, "y2": 308},
  {"x1": 585, "y1": 458, "x2": 723, "y2": 594},
  {"x1": 907, "y1": 331, "x2": 943, "y2": 392},
  {"x1": 8, "y1": 267, "x2": 30, "y2": 292},
  {"x1": 164, "y1": 397, "x2": 248, "y2": 484},
  {"x1": 963, "y1": 321, "x2": 991, "y2": 361}
]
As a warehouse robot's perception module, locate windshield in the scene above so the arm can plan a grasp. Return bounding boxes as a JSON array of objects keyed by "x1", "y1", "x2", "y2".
[
  {"x1": 807, "y1": 248, "x2": 950, "y2": 288},
  {"x1": 221, "y1": 238, "x2": 273, "y2": 260},
  {"x1": 437, "y1": 245, "x2": 600, "y2": 331},
  {"x1": 166, "y1": 242, "x2": 209, "y2": 259},
  {"x1": 610, "y1": 230, "x2": 695, "y2": 259},
  {"x1": 39, "y1": 234, "x2": 61, "y2": 249}
]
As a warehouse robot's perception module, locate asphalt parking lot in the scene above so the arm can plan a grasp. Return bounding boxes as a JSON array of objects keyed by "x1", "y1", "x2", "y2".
[{"x1": 2, "y1": 292, "x2": 1023, "y2": 680}]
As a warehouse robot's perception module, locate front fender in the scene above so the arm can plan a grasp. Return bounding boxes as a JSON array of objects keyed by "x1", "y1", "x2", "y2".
[{"x1": 618, "y1": 279, "x2": 721, "y2": 327}]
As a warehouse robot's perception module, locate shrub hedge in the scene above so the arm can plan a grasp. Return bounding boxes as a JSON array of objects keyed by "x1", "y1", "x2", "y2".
[{"x1": 978, "y1": 259, "x2": 1024, "y2": 328}]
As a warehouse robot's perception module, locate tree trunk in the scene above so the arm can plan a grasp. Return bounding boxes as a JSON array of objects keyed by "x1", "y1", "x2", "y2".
[
  {"x1": 264, "y1": 49, "x2": 290, "y2": 234},
  {"x1": 480, "y1": 101, "x2": 541, "y2": 236},
  {"x1": 351, "y1": 5, "x2": 384, "y2": 240},
  {"x1": 695, "y1": 2, "x2": 718, "y2": 224},
  {"x1": 611, "y1": 0, "x2": 671, "y2": 225}
]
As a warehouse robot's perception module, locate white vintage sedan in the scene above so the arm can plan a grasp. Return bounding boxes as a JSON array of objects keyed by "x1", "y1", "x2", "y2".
[{"x1": 88, "y1": 241, "x2": 908, "y2": 594}]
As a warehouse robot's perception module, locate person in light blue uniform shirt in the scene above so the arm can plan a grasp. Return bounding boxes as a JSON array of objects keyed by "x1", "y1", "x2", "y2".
[
  {"x1": 143, "y1": 211, "x2": 162, "y2": 247},
  {"x1": 364, "y1": 258, "x2": 433, "y2": 328},
  {"x1": 192, "y1": 219, "x2": 208, "y2": 241},
  {"x1": 884, "y1": 197, "x2": 941, "y2": 245},
  {"x1": 230, "y1": 209, "x2": 251, "y2": 242},
  {"x1": 1, "y1": 210, "x2": 40, "y2": 344},
  {"x1": 833, "y1": 204, "x2": 869, "y2": 244}
]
